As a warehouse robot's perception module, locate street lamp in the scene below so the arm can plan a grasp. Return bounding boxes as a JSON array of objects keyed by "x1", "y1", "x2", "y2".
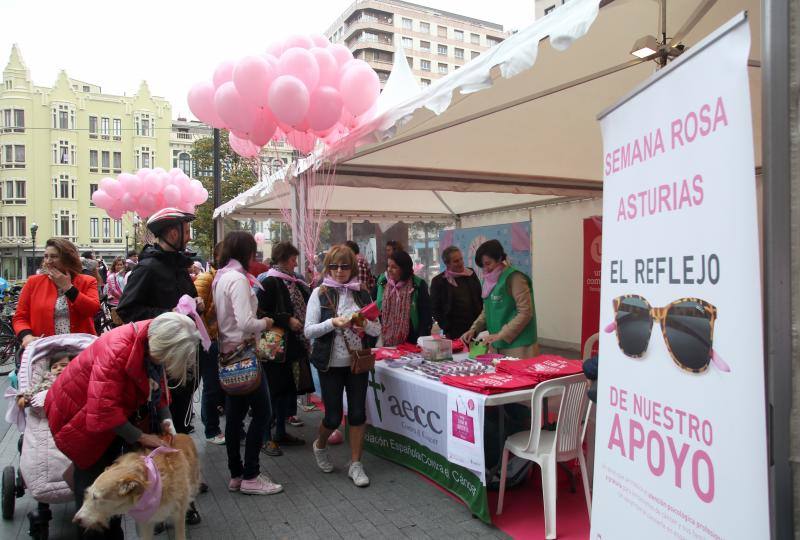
[{"x1": 30, "y1": 223, "x2": 38, "y2": 276}]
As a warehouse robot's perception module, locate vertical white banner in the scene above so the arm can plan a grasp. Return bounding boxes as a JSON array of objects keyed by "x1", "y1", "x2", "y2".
[
  {"x1": 446, "y1": 388, "x2": 486, "y2": 478},
  {"x1": 592, "y1": 14, "x2": 769, "y2": 540}
]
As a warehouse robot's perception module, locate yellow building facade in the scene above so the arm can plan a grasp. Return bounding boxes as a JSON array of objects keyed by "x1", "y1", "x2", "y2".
[{"x1": 0, "y1": 45, "x2": 171, "y2": 279}]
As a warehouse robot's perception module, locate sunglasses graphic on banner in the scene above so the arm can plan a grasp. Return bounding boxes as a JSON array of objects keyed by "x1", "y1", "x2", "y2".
[{"x1": 604, "y1": 295, "x2": 730, "y2": 374}]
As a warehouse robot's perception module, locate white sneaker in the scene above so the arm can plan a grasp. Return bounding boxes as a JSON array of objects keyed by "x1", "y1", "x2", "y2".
[
  {"x1": 313, "y1": 439, "x2": 334, "y2": 473},
  {"x1": 206, "y1": 433, "x2": 226, "y2": 445},
  {"x1": 348, "y1": 461, "x2": 370, "y2": 487}
]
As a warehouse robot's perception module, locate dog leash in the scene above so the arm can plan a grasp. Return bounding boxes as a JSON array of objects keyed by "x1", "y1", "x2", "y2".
[{"x1": 127, "y1": 446, "x2": 179, "y2": 524}]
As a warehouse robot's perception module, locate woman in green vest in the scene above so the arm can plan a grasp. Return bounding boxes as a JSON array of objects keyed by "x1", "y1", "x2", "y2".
[
  {"x1": 462, "y1": 239, "x2": 540, "y2": 358},
  {"x1": 376, "y1": 250, "x2": 432, "y2": 346}
]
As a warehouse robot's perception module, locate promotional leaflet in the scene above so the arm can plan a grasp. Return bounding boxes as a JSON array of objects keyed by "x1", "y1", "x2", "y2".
[
  {"x1": 445, "y1": 388, "x2": 486, "y2": 474},
  {"x1": 591, "y1": 14, "x2": 769, "y2": 539}
]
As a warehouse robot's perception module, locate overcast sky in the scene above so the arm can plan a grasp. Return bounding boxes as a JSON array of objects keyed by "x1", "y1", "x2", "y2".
[{"x1": 2, "y1": 0, "x2": 534, "y2": 120}]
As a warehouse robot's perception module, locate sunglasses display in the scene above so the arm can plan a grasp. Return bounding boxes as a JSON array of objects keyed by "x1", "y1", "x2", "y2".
[
  {"x1": 327, "y1": 264, "x2": 351, "y2": 271},
  {"x1": 604, "y1": 295, "x2": 730, "y2": 374}
]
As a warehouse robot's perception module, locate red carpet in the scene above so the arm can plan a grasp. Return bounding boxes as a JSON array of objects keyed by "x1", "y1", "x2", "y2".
[{"x1": 418, "y1": 464, "x2": 591, "y2": 539}]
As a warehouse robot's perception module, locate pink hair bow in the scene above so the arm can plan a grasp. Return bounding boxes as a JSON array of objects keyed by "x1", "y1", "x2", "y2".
[{"x1": 175, "y1": 294, "x2": 211, "y2": 351}]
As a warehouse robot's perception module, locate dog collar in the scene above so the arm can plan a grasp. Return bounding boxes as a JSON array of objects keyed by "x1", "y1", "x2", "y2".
[{"x1": 127, "y1": 446, "x2": 179, "y2": 523}]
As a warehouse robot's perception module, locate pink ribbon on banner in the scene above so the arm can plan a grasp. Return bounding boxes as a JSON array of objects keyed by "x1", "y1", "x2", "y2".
[{"x1": 175, "y1": 294, "x2": 211, "y2": 351}]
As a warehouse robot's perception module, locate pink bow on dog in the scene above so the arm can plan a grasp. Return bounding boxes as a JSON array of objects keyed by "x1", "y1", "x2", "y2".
[{"x1": 175, "y1": 294, "x2": 211, "y2": 351}]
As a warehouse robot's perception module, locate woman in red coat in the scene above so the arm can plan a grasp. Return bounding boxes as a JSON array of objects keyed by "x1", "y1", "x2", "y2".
[
  {"x1": 13, "y1": 238, "x2": 99, "y2": 348},
  {"x1": 45, "y1": 312, "x2": 200, "y2": 538}
]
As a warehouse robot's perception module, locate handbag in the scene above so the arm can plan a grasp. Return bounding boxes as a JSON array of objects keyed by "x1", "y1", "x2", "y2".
[
  {"x1": 341, "y1": 329, "x2": 376, "y2": 375},
  {"x1": 218, "y1": 343, "x2": 262, "y2": 396},
  {"x1": 256, "y1": 327, "x2": 286, "y2": 363}
]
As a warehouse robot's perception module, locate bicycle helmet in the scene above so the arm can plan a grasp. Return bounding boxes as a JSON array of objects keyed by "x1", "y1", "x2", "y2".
[{"x1": 146, "y1": 208, "x2": 196, "y2": 237}]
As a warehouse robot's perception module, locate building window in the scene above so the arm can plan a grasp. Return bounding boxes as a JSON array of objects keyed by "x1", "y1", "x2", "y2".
[
  {"x1": 15, "y1": 216, "x2": 26, "y2": 238},
  {"x1": 437, "y1": 25, "x2": 447, "y2": 38},
  {"x1": 54, "y1": 141, "x2": 70, "y2": 164},
  {"x1": 437, "y1": 44, "x2": 448, "y2": 56},
  {"x1": 178, "y1": 152, "x2": 191, "y2": 175},
  {"x1": 420, "y1": 78, "x2": 431, "y2": 87},
  {"x1": 113, "y1": 118, "x2": 122, "y2": 138},
  {"x1": 89, "y1": 150, "x2": 98, "y2": 171},
  {"x1": 113, "y1": 151, "x2": 122, "y2": 172},
  {"x1": 58, "y1": 108, "x2": 68, "y2": 129},
  {"x1": 545, "y1": 5, "x2": 555, "y2": 14},
  {"x1": 3, "y1": 145, "x2": 25, "y2": 167},
  {"x1": 2, "y1": 109, "x2": 24, "y2": 131},
  {"x1": 89, "y1": 116, "x2": 98, "y2": 137},
  {"x1": 71, "y1": 178, "x2": 76, "y2": 200},
  {"x1": 114, "y1": 220, "x2": 122, "y2": 238},
  {"x1": 402, "y1": 18, "x2": 412, "y2": 30},
  {"x1": 4, "y1": 217, "x2": 12, "y2": 237},
  {"x1": 420, "y1": 40, "x2": 431, "y2": 53},
  {"x1": 101, "y1": 151, "x2": 110, "y2": 171},
  {"x1": 407, "y1": 57, "x2": 413, "y2": 69},
  {"x1": 100, "y1": 117, "x2": 109, "y2": 137},
  {"x1": 89, "y1": 183, "x2": 98, "y2": 206},
  {"x1": 141, "y1": 148, "x2": 151, "y2": 169},
  {"x1": 2, "y1": 180, "x2": 25, "y2": 204},
  {"x1": 471, "y1": 50, "x2": 480, "y2": 60},
  {"x1": 136, "y1": 114, "x2": 153, "y2": 137},
  {"x1": 455, "y1": 48, "x2": 465, "y2": 60},
  {"x1": 487, "y1": 36, "x2": 502, "y2": 47},
  {"x1": 90, "y1": 217, "x2": 99, "y2": 238},
  {"x1": 402, "y1": 37, "x2": 413, "y2": 49},
  {"x1": 419, "y1": 21, "x2": 430, "y2": 34},
  {"x1": 61, "y1": 211, "x2": 71, "y2": 237},
  {"x1": 438, "y1": 63, "x2": 448, "y2": 74},
  {"x1": 56, "y1": 175, "x2": 70, "y2": 199},
  {"x1": 421, "y1": 59, "x2": 431, "y2": 72},
  {"x1": 454, "y1": 29, "x2": 464, "y2": 41},
  {"x1": 471, "y1": 33, "x2": 480, "y2": 45},
  {"x1": 102, "y1": 217, "x2": 110, "y2": 239}
]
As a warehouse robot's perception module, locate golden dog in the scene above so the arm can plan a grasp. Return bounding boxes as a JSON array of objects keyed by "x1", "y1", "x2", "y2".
[{"x1": 73, "y1": 434, "x2": 200, "y2": 540}]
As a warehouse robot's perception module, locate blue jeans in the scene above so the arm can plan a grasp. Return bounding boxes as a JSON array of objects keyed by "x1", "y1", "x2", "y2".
[
  {"x1": 225, "y1": 374, "x2": 271, "y2": 480},
  {"x1": 200, "y1": 341, "x2": 224, "y2": 439}
]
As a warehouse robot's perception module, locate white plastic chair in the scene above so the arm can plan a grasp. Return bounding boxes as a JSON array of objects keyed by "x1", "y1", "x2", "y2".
[{"x1": 496, "y1": 373, "x2": 592, "y2": 540}]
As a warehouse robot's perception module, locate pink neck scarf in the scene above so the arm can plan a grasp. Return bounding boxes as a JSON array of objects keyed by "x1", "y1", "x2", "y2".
[
  {"x1": 213, "y1": 259, "x2": 262, "y2": 290},
  {"x1": 127, "y1": 446, "x2": 179, "y2": 524},
  {"x1": 322, "y1": 277, "x2": 361, "y2": 292},
  {"x1": 266, "y1": 268, "x2": 307, "y2": 286},
  {"x1": 481, "y1": 265, "x2": 506, "y2": 299},
  {"x1": 444, "y1": 267, "x2": 474, "y2": 288},
  {"x1": 174, "y1": 294, "x2": 212, "y2": 351}
]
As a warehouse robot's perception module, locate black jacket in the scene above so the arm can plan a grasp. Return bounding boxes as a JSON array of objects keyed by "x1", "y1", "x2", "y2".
[
  {"x1": 309, "y1": 286, "x2": 376, "y2": 371},
  {"x1": 430, "y1": 270, "x2": 483, "y2": 339},
  {"x1": 116, "y1": 245, "x2": 197, "y2": 323},
  {"x1": 256, "y1": 275, "x2": 310, "y2": 361}
]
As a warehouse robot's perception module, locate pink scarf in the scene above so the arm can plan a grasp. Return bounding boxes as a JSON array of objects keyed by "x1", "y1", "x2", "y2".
[
  {"x1": 322, "y1": 277, "x2": 361, "y2": 292},
  {"x1": 481, "y1": 265, "x2": 506, "y2": 299},
  {"x1": 444, "y1": 267, "x2": 474, "y2": 288},
  {"x1": 381, "y1": 278, "x2": 413, "y2": 346},
  {"x1": 213, "y1": 259, "x2": 263, "y2": 290},
  {"x1": 266, "y1": 268, "x2": 308, "y2": 286},
  {"x1": 127, "y1": 446, "x2": 179, "y2": 524}
]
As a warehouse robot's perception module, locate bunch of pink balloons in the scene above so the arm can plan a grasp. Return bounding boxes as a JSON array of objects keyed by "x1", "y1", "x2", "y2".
[
  {"x1": 91, "y1": 168, "x2": 209, "y2": 220},
  {"x1": 187, "y1": 33, "x2": 380, "y2": 157}
]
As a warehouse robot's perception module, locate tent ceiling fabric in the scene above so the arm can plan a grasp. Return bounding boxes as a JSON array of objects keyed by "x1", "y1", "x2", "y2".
[{"x1": 216, "y1": 0, "x2": 762, "y2": 222}]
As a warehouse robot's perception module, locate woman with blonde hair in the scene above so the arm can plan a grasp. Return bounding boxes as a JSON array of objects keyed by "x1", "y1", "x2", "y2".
[{"x1": 305, "y1": 244, "x2": 381, "y2": 487}]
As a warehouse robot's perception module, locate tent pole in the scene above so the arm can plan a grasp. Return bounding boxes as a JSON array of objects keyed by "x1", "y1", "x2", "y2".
[{"x1": 762, "y1": 0, "x2": 793, "y2": 537}]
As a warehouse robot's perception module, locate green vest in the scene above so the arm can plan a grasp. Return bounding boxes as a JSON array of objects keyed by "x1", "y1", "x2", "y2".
[{"x1": 484, "y1": 266, "x2": 537, "y2": 350}]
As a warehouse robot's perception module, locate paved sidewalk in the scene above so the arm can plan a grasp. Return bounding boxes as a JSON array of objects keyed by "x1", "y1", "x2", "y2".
[{"x1": 0, "y1": 377, "x2": 510, "y2": 539}]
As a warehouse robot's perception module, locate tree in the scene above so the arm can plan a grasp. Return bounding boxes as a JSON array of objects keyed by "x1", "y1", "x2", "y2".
[{"x1": 191, "y1": 130, "x2": 260, "y2": 258}]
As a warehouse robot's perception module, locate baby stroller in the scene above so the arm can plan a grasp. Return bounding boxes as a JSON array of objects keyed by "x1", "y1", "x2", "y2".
[{"x1": 3, "y1": 333, "x2": 97, "y2": 539}]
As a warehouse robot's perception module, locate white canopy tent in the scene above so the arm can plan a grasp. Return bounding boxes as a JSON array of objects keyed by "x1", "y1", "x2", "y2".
[{"x1": 215, "y1": 0, "x2": 762, "y2": 348}]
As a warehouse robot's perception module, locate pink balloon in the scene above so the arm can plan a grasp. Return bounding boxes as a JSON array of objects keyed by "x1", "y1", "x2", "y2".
[
  {"x1": 213, "y1": 60, "x2": 235, "y2": 88},
  {"x1": 144, "y1": 173, "x2": 162, "y2": 194},
  {"x1": 233, "y1": 56, "x2": 277, "y2": 109},
  {"x1": 107, "y1": 207, "x2": 124, "y2": 220},
  {"x1": 265, "y1": 41, "x2": 285, "y2": 59},
  {"x1": 178, "y1": 201, "x2": 195, "y2": 213},
  {"x1": 309, "y1": 34, "x2": 330, "y2": 48},
  {"x1": 163, "y1": 185, "x2": 181, "y2": 206},
  {"x1": 250, "y1": 109, "x2": 277, "y2": 146},
  {"x1": 278, "y1": 48, "x2": 319, "y2": 91},
  {"x1": 339, "y1": 108, "x2": 358, "y2": 129},
  {"x1": 152, "y1": 167, "x2": 166, "y2": 175},
  {"x1": 339, "y1": 61, "x2": 380, "y2": 116},
  {"x1": 214, "y1": 82, "x2": 257, "y2": 134},
  {"x1": 272, "y1": 127, "x2": 285, "y2": 142},
  {"x1": 193, "y1": 185, "x2": 208, "y2": 205},
  {"x1": 268, "y1": 75, "x2": 310, "y2": 127},
  {"x1": 100, "y1": 177, "x2": 122, "y2": 198},
  {"x1": 199, "y1": 188, "x2": 209, "y2": 204},
  {"x1": 284, "y1": 34, "x2": 314, "y2": 50},
  {"x1": 91, "y1": 189, "x2": 112, "y2": 210},
  {"x1": 138, "y1": 193, "x2": 157, "y2": 214},
  {"x1": 168, "y1": 167, "x2": 182, "y2": 176},
  {"x1": 120, "y1": 192, "x2": 136, "y2": 211},
  {"x1": 308, "y1": 86, "x2": 343, "y2": 132},
  {"x1": 136, "y1": 167, "x2": 152, "y2": 178},
  {"x1": 328, "y1": 44, "x2": 354, "y2": 68},
  {"x1": 229, "y1": 133, "x2": 261, "y2": 158},
  {"x1": 310, "y1": 47, "x2": 339, "y2": 88},
  {"x1": 188, "y1": 81, "x2": 225, "y2": 128},
  {"x1": 286, "y1": 130, "x2": 317, "y2": 154},
  {"x1": 119, "y1": 173, "x2": 142, "y2": 196}
]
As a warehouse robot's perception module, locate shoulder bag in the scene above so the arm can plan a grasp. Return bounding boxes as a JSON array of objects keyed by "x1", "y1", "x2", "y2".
[
  {"x1": 256, "y1": 326, "x2": 286, "y2": 363},
  {"x1": 218, "y1": 343, "x2": 262, "y2": 395}
]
